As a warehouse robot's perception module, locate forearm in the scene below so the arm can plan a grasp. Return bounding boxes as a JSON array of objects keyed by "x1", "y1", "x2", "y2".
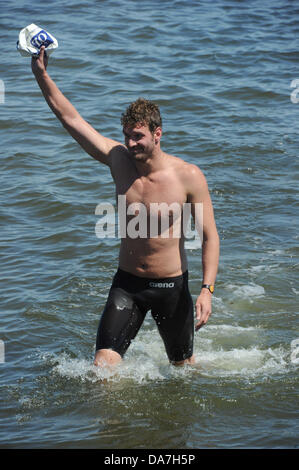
[
  {"x1": 34, "y1": 70, "x2": 79, "y2": 124},
  {"x1": 201, "y1": 232, "x2": 220, "y2": 286},
  {"x1": 194, "y1": 232, "x2": 219, "y2": 330},
  {"x1": 31, "y1": 46, "x2": 119, "y2": 165}
]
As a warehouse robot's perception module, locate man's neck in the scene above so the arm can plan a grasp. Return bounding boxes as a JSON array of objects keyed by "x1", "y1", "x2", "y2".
[{"x1": 134, "y1": 149, "x2": 167, "y2": 177}]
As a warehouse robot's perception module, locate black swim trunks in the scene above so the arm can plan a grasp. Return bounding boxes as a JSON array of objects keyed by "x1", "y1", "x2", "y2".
[{"x1": 96, "y1": 268, "x2": 194, "y2": 362}]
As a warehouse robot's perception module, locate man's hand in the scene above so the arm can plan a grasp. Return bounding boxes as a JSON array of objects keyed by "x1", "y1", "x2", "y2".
[
  {"x1": 195, "y1": 290, "x2": 212, "y2": 331},
  {"x1": 31, "y1": 46, "x2": 48, "y2": 78}
]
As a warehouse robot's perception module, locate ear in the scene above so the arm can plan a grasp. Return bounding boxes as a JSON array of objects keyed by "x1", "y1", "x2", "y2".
[{"x1": 154, "y1": 127, "x2": 162, "y2": 144}]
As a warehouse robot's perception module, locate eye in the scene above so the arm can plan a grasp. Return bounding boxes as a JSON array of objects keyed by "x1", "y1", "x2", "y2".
[{"x1": 123, "y1": 130, "x2": 144, "y2": 141}]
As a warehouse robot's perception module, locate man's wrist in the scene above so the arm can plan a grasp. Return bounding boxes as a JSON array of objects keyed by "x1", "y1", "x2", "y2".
[{"x1": 201, "y1": 284, "x2": 214, "y2": 294}]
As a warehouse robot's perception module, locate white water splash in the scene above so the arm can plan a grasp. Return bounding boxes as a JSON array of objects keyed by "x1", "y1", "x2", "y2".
[
  {"x1": 225, "y1": 283, "x2": 265, "y2": 299},
  {"x1": 40, "y1": 324, "x2": 293, "y2": 384}
]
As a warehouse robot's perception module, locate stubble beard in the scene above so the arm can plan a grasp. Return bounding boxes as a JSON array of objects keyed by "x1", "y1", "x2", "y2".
[
  {"x1": 131, "y1": 152, "x2": 149, "y2": 163},
  {"x1": 128, "y1": 141, "x2": 155, "y2": 163}
]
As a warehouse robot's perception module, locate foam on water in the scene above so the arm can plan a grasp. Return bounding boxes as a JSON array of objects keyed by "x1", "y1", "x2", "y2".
[
  {"x1": 41, "y1": 324, "x2": 295, "y2": 385},
  {"x1": 197, "y1": 345, "x2": 289, "y2": 378},
  {"x1": 193, "y1": 324, "x2": 293, "y2": 378},
  {"x1": 225, "y1": 283, "x2": 265, "y2": 299},
  {"x1": 249, "y1": 264, "x2": 280, "y2": 273}
]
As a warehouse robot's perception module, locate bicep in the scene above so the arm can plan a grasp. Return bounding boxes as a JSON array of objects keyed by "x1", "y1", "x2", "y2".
[
  {"x1": 188, "y1": 167, "x2": 217, "y2": 239},
  {"x1": 63, "y1": 115, "x2": 124, "y2": 166}
]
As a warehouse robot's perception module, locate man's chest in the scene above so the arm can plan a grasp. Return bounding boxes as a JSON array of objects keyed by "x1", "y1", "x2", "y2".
[
  {"x1": 116, "y1": 173, "x2": 187, "y2": 208},
  {"x1": 116, "y1": 174, "x2": 188, "y2": 237}
]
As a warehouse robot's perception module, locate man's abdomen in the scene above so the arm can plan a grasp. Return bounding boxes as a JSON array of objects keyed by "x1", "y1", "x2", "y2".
[{"x1": 118, "y1": 237, "x2": 187, "y2": 278}]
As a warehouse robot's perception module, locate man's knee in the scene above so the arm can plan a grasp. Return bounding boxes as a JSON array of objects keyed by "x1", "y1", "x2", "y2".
[{"x1": 94, "y1": 348, "x2": 122, "y2": 367}]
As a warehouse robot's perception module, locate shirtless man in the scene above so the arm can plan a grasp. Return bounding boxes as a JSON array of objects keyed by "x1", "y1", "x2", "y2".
[{"x1": 31, "y1": 46, "x2": 220, "y2": 367}]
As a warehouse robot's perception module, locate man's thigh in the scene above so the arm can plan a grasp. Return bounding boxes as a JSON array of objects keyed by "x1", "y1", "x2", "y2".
[{"x1": 96, "y1": 287, "x2": 146, "y2": 357}]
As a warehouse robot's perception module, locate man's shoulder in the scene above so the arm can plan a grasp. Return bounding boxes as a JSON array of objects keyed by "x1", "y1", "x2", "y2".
[
  {"x1": 109, "y1": 145, "x2": 131, "y2": 173},
  {"x1": 110, "y1": 144, "x2": 129, "y2": 159},
  {"x1": 169, "y1": 155, "x2": 205, "y2": 184},
  {"x1": 166, "y1": 155, "x2": 208, "y2": 201}
]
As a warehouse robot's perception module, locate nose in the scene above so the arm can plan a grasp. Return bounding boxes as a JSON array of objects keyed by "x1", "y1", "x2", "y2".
[{"x1": 128, "y1": 138, "x2": 137, "y2": 148}]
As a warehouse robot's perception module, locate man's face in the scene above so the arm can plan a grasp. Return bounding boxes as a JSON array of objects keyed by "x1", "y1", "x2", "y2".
[{"x1": 123, "y1": 123, "x2": 159, "y2": 162}]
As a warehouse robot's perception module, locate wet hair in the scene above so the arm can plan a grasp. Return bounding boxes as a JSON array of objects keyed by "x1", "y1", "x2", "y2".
[{"x1": 121, "y1": 98, "x2": 162, "y2": 134}]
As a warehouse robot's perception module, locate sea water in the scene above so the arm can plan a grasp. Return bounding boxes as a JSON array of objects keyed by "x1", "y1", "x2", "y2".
[{"x1": 0, "y1": 0, "x2": 298, "y2": 449}]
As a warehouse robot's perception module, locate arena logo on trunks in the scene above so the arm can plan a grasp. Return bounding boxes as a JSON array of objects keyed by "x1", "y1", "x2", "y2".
[
  {"x1": 149, "y1": 281, "x2": 175, "y2": 288},
  {"x1": 95, "y1": 195, "x2": 203, "y2": 248}
]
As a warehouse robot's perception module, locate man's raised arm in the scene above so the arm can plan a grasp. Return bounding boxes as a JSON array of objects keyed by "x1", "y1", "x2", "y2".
[{"x1": 31, "y1": 46, "x2": 123, "y2": 166}]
